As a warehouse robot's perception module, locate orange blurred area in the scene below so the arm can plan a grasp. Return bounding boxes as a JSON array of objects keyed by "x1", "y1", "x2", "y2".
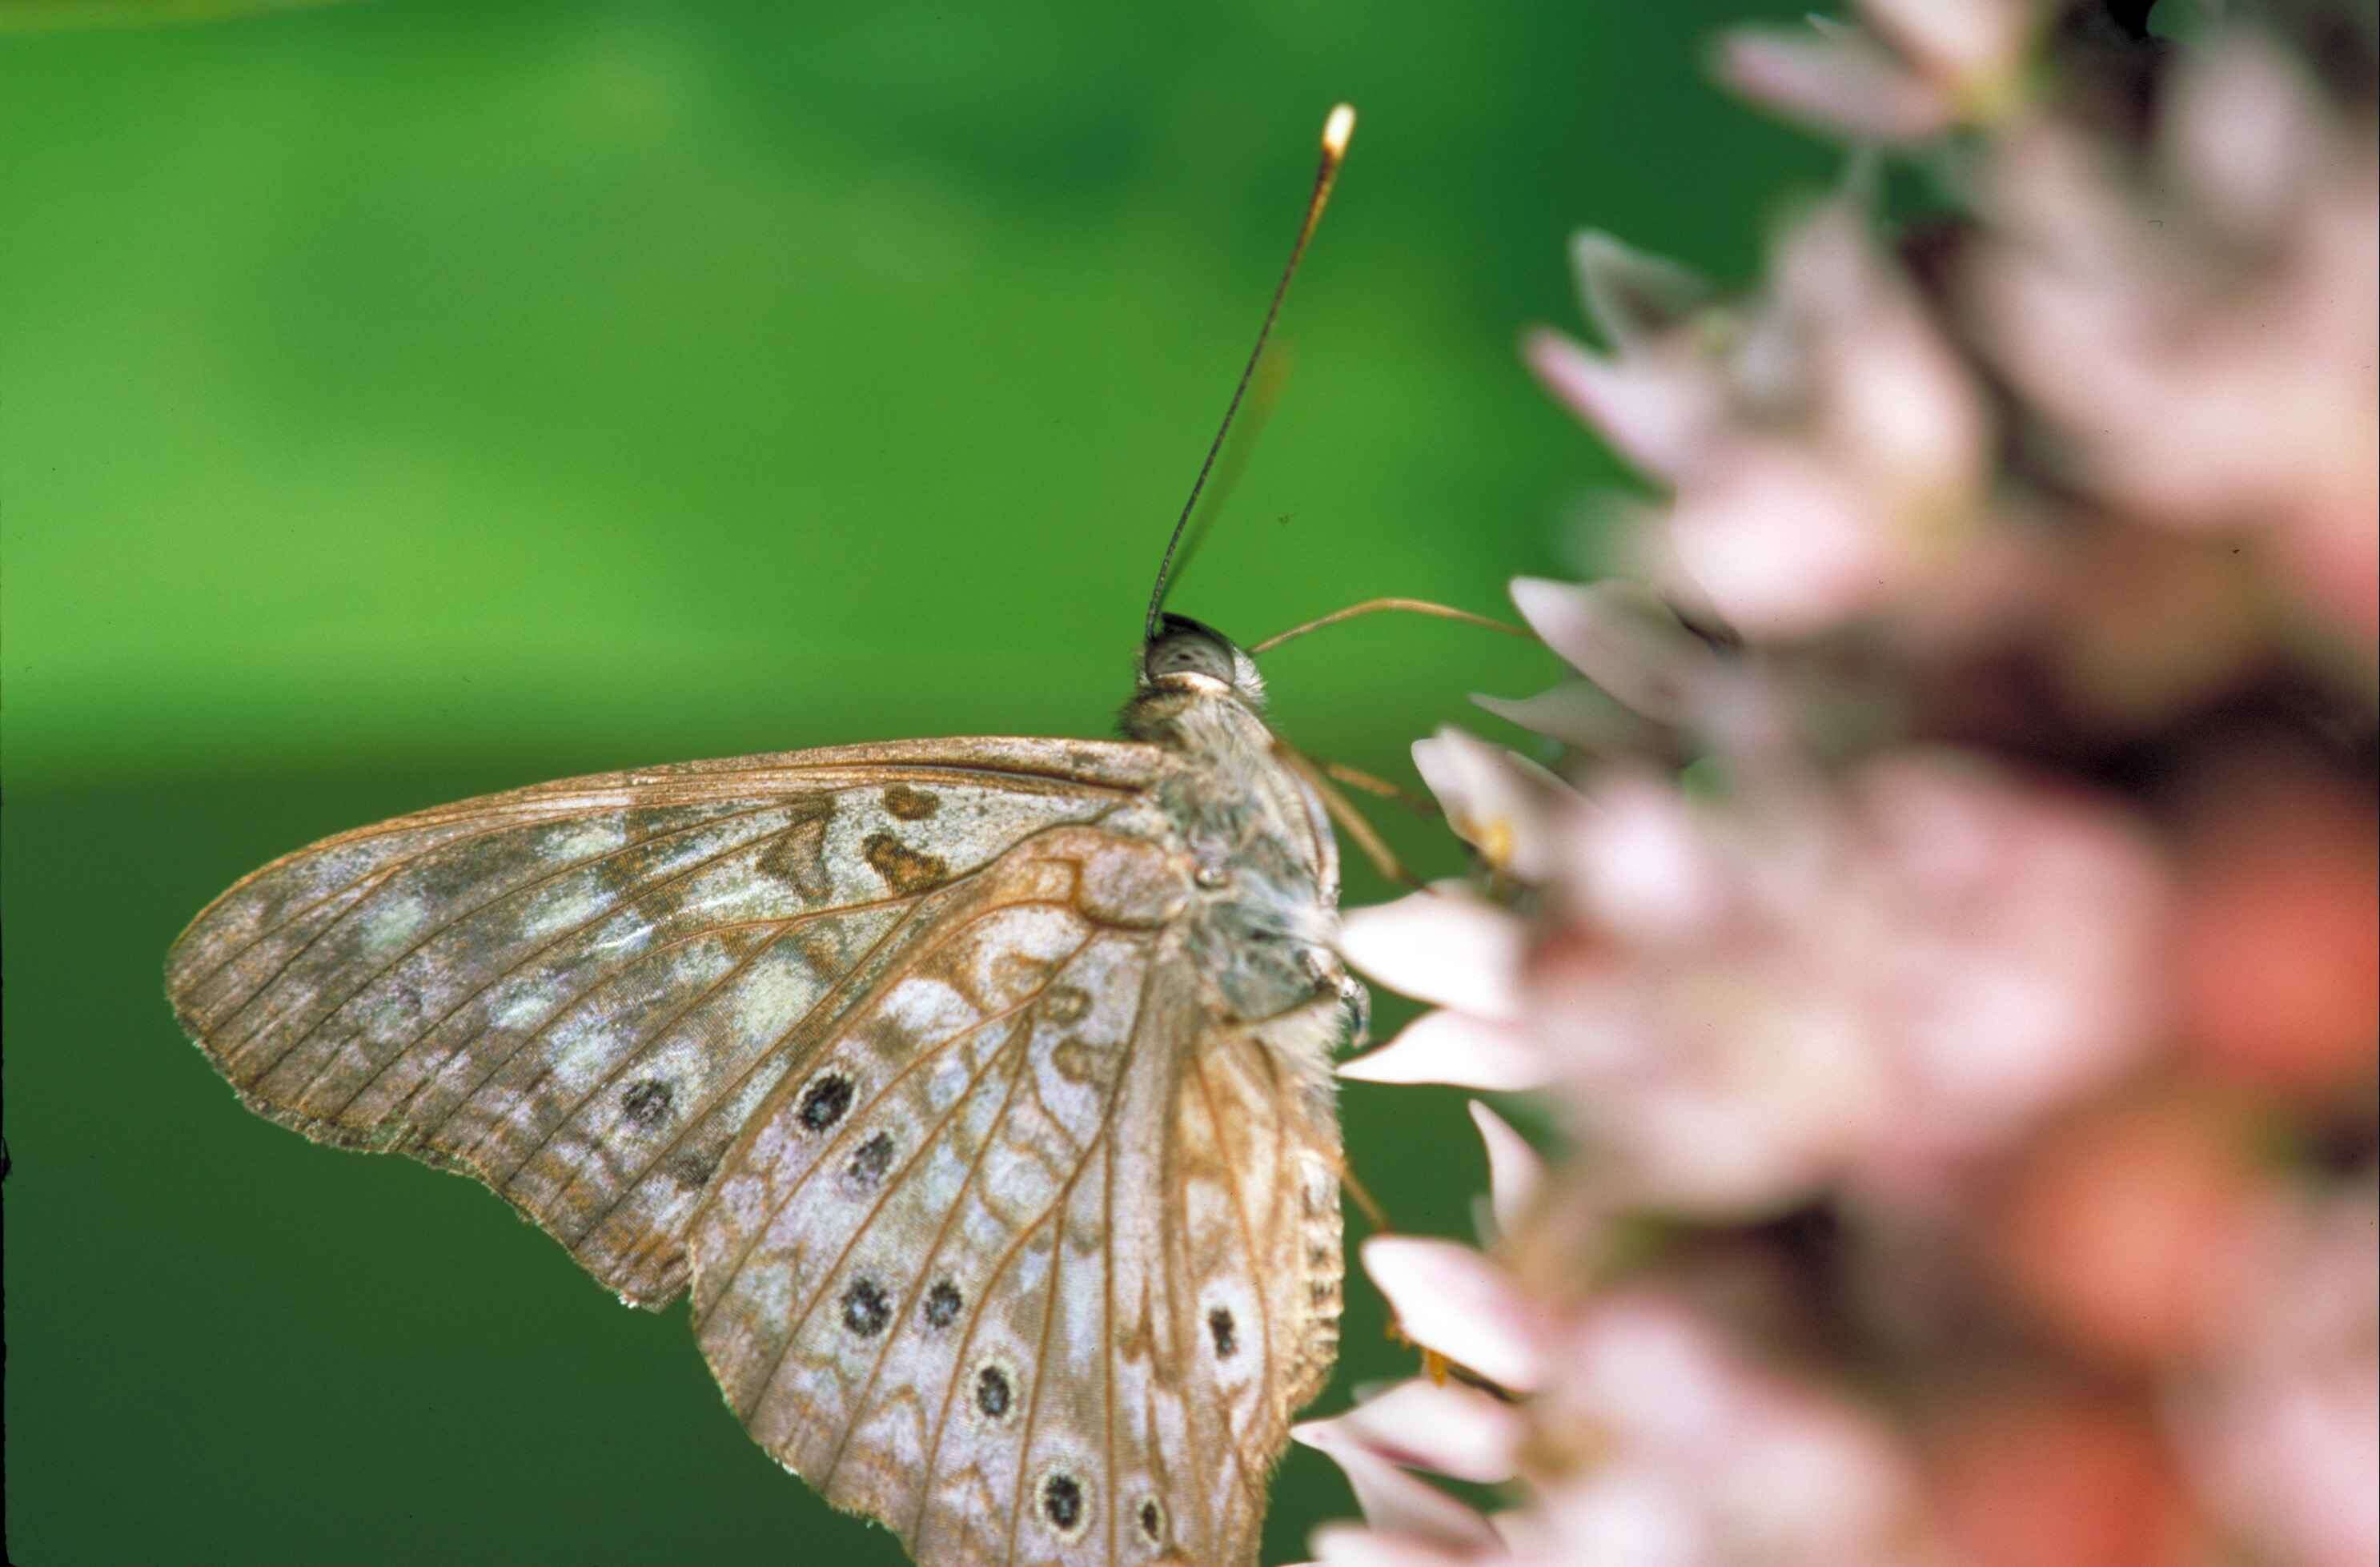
[
  {"x1": 1930, "y1": 1388, "x2": 2206, "y2": 1567},
  {"x1": 1987, "y1": 1092, "x2": 2265, "y2": 1367},
  {"x1": 2174, "y1": 752, "x2": 2380, "y2": 1100}
]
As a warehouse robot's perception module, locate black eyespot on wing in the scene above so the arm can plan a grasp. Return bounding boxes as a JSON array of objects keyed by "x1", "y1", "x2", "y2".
[
  {"x1": 840, "y1": 1278, "x2": 890, "y2": 1337},
  {"x1": 1040, "y1": 1471, "x2": 1086, "y2": 1535},
  {"x1": 798, "y1": 1072, "x2": 853, "y2": 1132},
  {"x1": 845, "y1": 1131, "x2": 894, "y2": 1187},
  {"x1": 1137, "y1": 1497, "x2": 1166, "y2": 1543},
  {"x1": 1206, "y1": 1305, "x2": 1237, "y2": 1360},
  {"x1": 620, "y1": 1078, "x2": 672, "y2": 1130},
  {"x1": 973, "y1": 1362, "x2": 1013, "y2": 1420},
  {"x1": 923, "y1": 1280, "x2": 962, "y2": 1328}
]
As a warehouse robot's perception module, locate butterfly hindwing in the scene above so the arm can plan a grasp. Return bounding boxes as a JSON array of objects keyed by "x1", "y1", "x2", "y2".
[
  {"x1": 692, "y1": 821, "x2": 1347, "y2": 1566},
  {"x1": 164, "y1": 740, "x2": 1162, "y2": 1310}
]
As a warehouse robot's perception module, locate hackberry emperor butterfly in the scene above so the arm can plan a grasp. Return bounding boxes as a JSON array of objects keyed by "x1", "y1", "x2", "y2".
[{"x1": 167, "y1": 106, "x2": 1369, "y2": 1566}]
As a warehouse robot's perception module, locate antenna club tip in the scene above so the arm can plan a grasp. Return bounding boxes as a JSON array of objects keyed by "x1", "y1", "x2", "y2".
[{"x1": 1322, "y1": 103, "x2": 1356, "y2": 158}]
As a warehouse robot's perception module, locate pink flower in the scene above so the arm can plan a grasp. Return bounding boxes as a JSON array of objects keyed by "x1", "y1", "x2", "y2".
[
  {"x1": 1338, "y1": 885, "x2": 1550, "y2": 1092},
  {"x1": 1529, "y1": 751, "x2": 2169, "y2": 1214},
  {"x1": 2172, "y1": 1174, "x2": 2380, "y2": 1567},
  {"x1": 1963, "y1": 30, "x2": 2380, "y2": 648},
  {"x1": 1409, "y1": 727, "x2": 1572, "y2": 882},
  {"x1": 1529, "y1": 205, "x2": 1993, "y2": 639},
  {"x1": 1491, "y1": 577, "x2": 1771, "y2": 756},
  {"x1": 1715, "y1": 0, "x2": 2039, "y2": 143},
  {"x1": 1519, "y1": 1292, "x2": 1928, "y2": 1567},
  {"x1": 1310, "y1": 14, "x2": 2374, "y2": 1567}
]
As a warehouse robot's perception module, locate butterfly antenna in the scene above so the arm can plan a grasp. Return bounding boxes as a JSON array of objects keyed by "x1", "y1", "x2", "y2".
[
  {"x1": 1248, "y1": 596, "x2": 1535, "y2": 656},
  {"x1": 1143, "y1": 102, "x2": 1356, "y2": 642}
]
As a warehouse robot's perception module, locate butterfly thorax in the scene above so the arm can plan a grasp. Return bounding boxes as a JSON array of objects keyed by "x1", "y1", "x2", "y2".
[{"x1": 1119, "y1": 627, "x2": 1349, "y2": 1039}]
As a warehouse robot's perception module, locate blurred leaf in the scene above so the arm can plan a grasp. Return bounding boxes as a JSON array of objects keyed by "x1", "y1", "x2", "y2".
[{"x1": 0, "y1": 0, "x2": 353, "y2": 32}]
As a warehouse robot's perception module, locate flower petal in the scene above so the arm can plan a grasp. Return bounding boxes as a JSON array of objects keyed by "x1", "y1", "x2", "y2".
[
  {"x1": 1566, "y1": 769, "x2": 1729, "y2": 945},
  {"x1": 1309, "y1": 1520, "x2": 1495, "y2": 1565},
  {"x1": 1523, "y1": 328, "x2": 1719, "y2": 480},
  {"x1": 1339, "y1": 890, "x2": 1526, "y2": 1020},
  {"x1": 1340, "y1": 1009, "x2": 1551, "y2": 1091},
  {"x1": 1713, "y1": 26, "x2": 1953, "y2": 143},
  {"x1": 1569, "y1": 229, "x2": 1716, "y2": 348},
  {"x1": 2161, "y1": 30, "x2": 2323, "y2": 241},
  {"x1": 1472, "y1": 680, "x2": 1666, "y2": 754},
  {"x1": 1507, "y1": 577, "x2": 1716, "y2": 725},
  {"x1": 1411, "y1": 728, "x2": 1568, "y2": 880},
  {"x1": 1363, "y1": 1236, "x2": 1550, "y2": 1391},
  {"x1": 1862, "y1": 0, "x2": 2034, "y2": 82},
  {"x1": 1300, "y1": 1436, "x2": 1505, "y2": 1551},
  {"x1": 1296, "y1": 1376, "x2": 1525, "y2": 1484},
  {"x1": 1470, "y1": 1101, "x2": 1546, "y2": 1240}
]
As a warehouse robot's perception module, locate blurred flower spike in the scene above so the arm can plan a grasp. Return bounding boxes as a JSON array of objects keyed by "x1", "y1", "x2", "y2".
[{"x1": 1303, "y1": 5, "x2": 2377, "y2": 1565}]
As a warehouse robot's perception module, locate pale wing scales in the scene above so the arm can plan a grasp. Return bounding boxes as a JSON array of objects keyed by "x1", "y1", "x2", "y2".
[
  {"x1": 692, "y1": 821, "x2": 1347, "y2": 1567},
  {"x1": 1166, "y1": 1029, "x2": 1346, "y2": 1561},
  {"x1": 166, "y1": 743, "x2": 1162, "y2": 1312}
]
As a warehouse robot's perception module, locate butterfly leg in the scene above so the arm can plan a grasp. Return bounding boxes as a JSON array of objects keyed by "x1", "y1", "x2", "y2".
[{"x1": 1330, "y1": 973, "x2": 1369, "y2": 1055}]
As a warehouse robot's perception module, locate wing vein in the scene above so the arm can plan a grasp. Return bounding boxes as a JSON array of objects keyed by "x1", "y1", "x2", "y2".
[
  {"x1": 911, "y1": 950, "x2": 1156, "y2": 1558},
  {"x1": 177, "y1": 799, "x2": 641, "y2": 998},
  {"x1": 299, "y1": 819, "x2": 850, "y2": 1124},
  {"x1": 734, "y1": 938, "x2": 1088, "y2": 1420},
  {"x1": 813, "y1": 942, "x2": 1084, "y2": 1490},
  {"x1": 1188, "y1": 1051, "x2": 1274, "y2": 1519},
  {"x1": 491, "y1": 887, "x2": 937, "y2": 1199},
  {"x1": 688, "y1": 893, "x2": 1087, "y2": 1328},
  {"x1": 223, "y1": 798, "x2": 797, "y2": 1082}
]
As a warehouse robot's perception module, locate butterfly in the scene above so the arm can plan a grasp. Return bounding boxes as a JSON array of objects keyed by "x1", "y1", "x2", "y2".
[{"x1": 167, "y1": 106, "x2": 1379, "y2": 1567}]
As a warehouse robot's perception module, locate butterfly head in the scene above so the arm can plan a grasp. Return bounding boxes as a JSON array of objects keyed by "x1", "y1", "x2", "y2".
[
  {"x1": 1141, "y1": 613, "x2": 1266, "y2": 707},
  {"x1": 1126, "y1": 613, "x2": 1270, "y2": 742}
]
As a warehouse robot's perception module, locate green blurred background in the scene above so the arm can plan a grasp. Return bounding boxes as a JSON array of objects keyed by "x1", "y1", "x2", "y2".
[{"x1": 2, "y1": 2, "x2": 1823, "y2": 1560}]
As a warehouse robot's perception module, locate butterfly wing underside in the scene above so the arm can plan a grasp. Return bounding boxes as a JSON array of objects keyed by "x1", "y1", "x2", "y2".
[
  {"x1": 692, "y1": 826, "x2": 1344, "y2": 1565},
  {"x1": 163, "y1": 739, "x2": 1162, "y2": 1309},
  {"x1": 166, "y1": 735, "x2": 1346, "y2": 1565}
]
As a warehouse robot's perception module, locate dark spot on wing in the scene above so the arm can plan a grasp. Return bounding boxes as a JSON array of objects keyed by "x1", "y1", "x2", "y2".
[
  {"x1": 1138, "y1": 1497, "x2": 1166, "y2": 1543},
  {"x1": 845, "y1": 1131, "x2": 895, "y2": 1187},
  {"x1": 798, "y1": 1071, "x2": 854, "y2": 1132},
  {"x1": 924, "y1": 1279, "x2": 962, "y2": 1328},
  {"x1": 1051, "y1": 1039, "x2": 1112, "y2": 1087},
  {"x1": 974, "y1": 1362, "x2": 1013, "y2": 1420},
  {"x1": 620, "y1": 1078, "x2": 672, "y2": 1130},
  {"x1": 1207, "y1": 1306, "x2": 1237, "y2": 1360},
  {"x1": 841, "y1": 1277, "x2": 891, "y2": 1337},
  {"x1": 863, "y1": 831, "x2": 948, "y2": 895},
  {"x1": 1040, "y1": 1471, "x2": 1086, "y2": 1535},
  {"x1": 667, "y1": 1151, "x2": 718, "y2": 1191},
  {"x1": 881, "y1": 783, "x2": 939, "y2": 820}
]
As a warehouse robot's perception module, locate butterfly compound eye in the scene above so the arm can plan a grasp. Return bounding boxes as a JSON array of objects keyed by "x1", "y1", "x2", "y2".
[{"x1": 1142, "y1": 613, "x2": 1238, "y2": 687}]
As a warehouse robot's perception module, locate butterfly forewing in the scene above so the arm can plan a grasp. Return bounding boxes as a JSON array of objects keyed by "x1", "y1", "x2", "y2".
[{"x1": 164, "y1": 740, "x2": 1162, "y2": 1308}]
